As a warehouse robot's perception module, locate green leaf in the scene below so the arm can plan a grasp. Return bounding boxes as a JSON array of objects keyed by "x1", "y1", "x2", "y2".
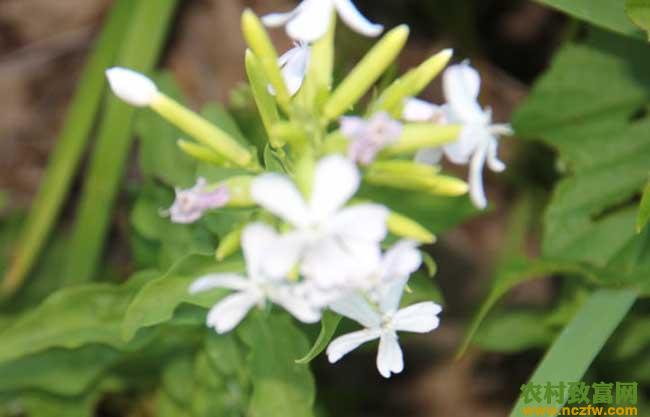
[
  {"x1": 239, "y1": 312, "x2": 316, "y2": 417},
  {"x1": 457, "y1": 256, "x2": 601, "y2": 357},
  {"x1": 509, "y1": 288, "x2": 637, "y2": 416},
  {"x1": 64, "y1": 0, "x2": 179, "y2": 284},
  {"x1": 626, "y1": 0, "x2": 650, "y2": 40},
  {"x1": 514, "y1": 28, "x2": 650, "y2": 274},
  {"x1": 637, "y1": 179, "x2": 650, "y2": 232},
  {"x1": 1, "y1": 392, "x2": 98, "y2": 417},
  {"x1": 1, "y1": 0, "x2": 135, "y2": 297},
  {"x1": 0, "y1": 270, "x2": 157, "y2": 363},
  {"x1": 122, "y1": 255, "x2": 244, "y2": 341},
  {"x1": 473, "y1": 310, "x2": 556, "y2": 353},
  {"x1": 296, "y1": 311, "x2": 342, "y2": 364},
  {"x1": 536, "y1": 0, "x2": 644, "y2": 39},
  {"x1": 0, "y1": 345, "x2": 119, "y2": 396}
]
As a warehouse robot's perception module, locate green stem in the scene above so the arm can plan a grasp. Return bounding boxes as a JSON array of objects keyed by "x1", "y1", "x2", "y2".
[
  {"x1": 1, "y1": 0, "x2": 135, "y2": 298},
  {"x1": 63, "y1": 0, "x2": 179, "y2": 285}
]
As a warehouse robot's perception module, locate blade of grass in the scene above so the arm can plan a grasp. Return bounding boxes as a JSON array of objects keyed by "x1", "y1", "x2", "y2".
[
  {"x1": 1, "y1": 0, "x2": 135, "y2": 298},
  {"x1": 509, "y1": 288, "x2": 637, "y2": 417},
  {"x1": 63, "y1": 0, "x2": 179, "y2": 284}
]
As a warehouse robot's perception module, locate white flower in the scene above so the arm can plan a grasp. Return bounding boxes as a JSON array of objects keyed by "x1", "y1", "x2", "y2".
[
  {"x1": 251, "y1": 155, "x2": 389, "y2": 290},
  {"x1": 326, "y1": 276, "x2": 442, "y2": 378},
  {"x1": 402, "y1": 63, "x2": 512, "y2": 209},
  {"x1": 262, "y1": 0, "x2": 383, "y2": 43},
  {"x1": 271, "y1": 41, "x2": 311, "y2": 97},
  {"x1": 166, "y1": 178, "x2": 229, "y2": 224},
  {"x1": 106, "y1": 67, "x2": 159, "y2": 107},
  {"x1": 190, "y1": 223, "x2": 320, "y2": 333},
  {"x1": 351, "y1": 240, "x2": 422, "y2": 297},
  {"x1": 340, "y1": 112, "x2": 403, "y2": 165}
]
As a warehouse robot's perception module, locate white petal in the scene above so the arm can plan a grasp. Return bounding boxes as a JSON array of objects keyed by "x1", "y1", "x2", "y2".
[
  {"x1": 251, "y1": 173, "x2": 311, "y2": 227},
  {"x1": 206, "y1": 291, "x2": 261, "y2": 333},
  {"x1": 309, "y1": 155, "x2": 360, "y2": 220},
  {"x1": 287, "y1": 0, "x2": 334, "y2": 42},
  {"x1": 189, "y1": 273, "x2": 250, "y2": 293},
  {"x1": 329, "y1": 294, "x2": 382, "y2": 328},
  {"x1": 376, "y1": 332, "x2": 404, "y2": 378},
  {"x1": 262, "y1": 8, "x2": 300, "y2": 27},
  {"x1": 486, "y1": 137, "x2": 505, "y2": 172},
  {"x1": 326, "y1": 329, "x2": 382, "y2": 363},
  {"x1": 334, "y1": 0, "x2": 383, "y2": 37},
  {"x1": 414, "y1": 147, "x2": 443, "y2": 165},
  {"x1": 106, "y1": 67, "x2": 158, "y2": 107},
  {"x1": 381, "y1": 240, "x2": 422, "y2": 281},
  {"x1": 282, "y1": 44, "x2": 310, "y2": 96},
  {"x1": 443, "y1": 63, "x2": 485, "y2": 124},
  {"x1": 271, "y1": 287, "x2": 321, "y2": 323},
  {"x1": 443, "y1": 124, "x2": 481, "y2": 165},
  {"x1": 241, "y1": 222, "x2": 284, "y2": 279},
  {"x1": 393, "y1": 302, "x2": 442, "y2": 333},
  {"x1": 329, "y1": 204, "x2": 389, "y2": 243},
  {"x1": 468, "y1": 143, "x2": 488, "y2": 209},
  {"x1": 402, "y1": 98, "x2": 440, "y2": 122},
  {"x1": 263, "y1": 231, "x2": 305, "y2": 279},
  {"x1": 379, "y1": 276, "x2": 409, "y2": 314},
  {"x1": 300, "y1": 238, "x2": 357, "y2": 287}
]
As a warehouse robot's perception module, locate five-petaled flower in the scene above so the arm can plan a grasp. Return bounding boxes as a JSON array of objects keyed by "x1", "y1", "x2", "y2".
[
  {"x1": 190, "y1": 223, "x2": 321, "y2": 333},
  {"x1": 251, "y1": 155, "x2": 389, "y2": 291},
  {"x1": 262, "y1": 0, "x2": 383, "y2": 42},
  {"x1": 340, "y1": 112, "x2": 403, "y2": 165},
  {"x1": 327, "y1": 274, "x2": 442, "y2": 378},
  {"x1": 167, "y1": 178, "x2": 230, "y2": 224},
  {"x1": 403, "y1": 62, "x2": 512, "y2": 209}
]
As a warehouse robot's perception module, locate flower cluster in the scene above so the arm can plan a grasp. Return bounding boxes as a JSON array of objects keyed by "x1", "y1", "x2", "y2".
[
  {"x1": 191, "y1": 155, "x2": 439, "y2": 378},
  {"x1": 105, "y1": 0, "x2": 511, "y2": 377}
]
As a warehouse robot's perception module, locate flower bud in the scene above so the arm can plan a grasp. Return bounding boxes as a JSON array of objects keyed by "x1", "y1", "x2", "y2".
[
  {"x1": 215, "y1": 226, "x2": 243, "y2": 261},
  {"x1": 388, "y1": 212, "x2": 436, "y2": 244},
  {"x1": 241, "y1": 9, "x2": 291, "y2": 111},
  {"x1": 323, "y1": 25, "x2": 410, "y2": 121},
  {"x1": 383, "y1": 124, "x2": 461, "y2": 155},
  {"x1": 106, "y1": 67, "x2": 159, "y2": 107}
]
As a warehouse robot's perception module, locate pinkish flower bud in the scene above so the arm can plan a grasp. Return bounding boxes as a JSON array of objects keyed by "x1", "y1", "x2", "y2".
[
  {"x1": 168, "y1": 178, "x2": 230, "y2": 224},
  {"x1": 340, "y1": 112, "x2": 403, "y2": 165}
]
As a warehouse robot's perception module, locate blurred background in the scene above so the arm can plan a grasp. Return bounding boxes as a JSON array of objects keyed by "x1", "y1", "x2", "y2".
[{"x1": 0, "y1": 1, "x2": 575, "y2": 416}]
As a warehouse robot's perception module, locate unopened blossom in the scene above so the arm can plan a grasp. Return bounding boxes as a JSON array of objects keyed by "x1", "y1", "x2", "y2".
[
  {"x1": 190, "y1": 223, "x2": 320, "y2": 333},
  {"x1": 326, "y1": 276, "x2": 442, "y2": 378},
  {"x1": 403, "y1": 63, "x2": 512, "y2": 209},
  {"x1": 167, "y1": 178, "x2": 230, "y2": 224},
  {"x1": 105, "y1": 67, "x2": 159, "y2": 107},
  {"x1": 340, "y1": 112, "x2": 403, "y2": 165},
  {"x1": 262, "y1": 0, "x2": 383, "y2": 43},
  {"x1": 271, "y1": 41, "x2": 311, "y2": 96},
  {"x1": 251, "y1": 155, "x2": 389, "y2": 290}
]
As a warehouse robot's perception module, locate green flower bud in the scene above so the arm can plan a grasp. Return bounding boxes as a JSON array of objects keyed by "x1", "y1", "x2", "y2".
[
  {"x1": 372, "y1": 49, "x2": 453, "y2": 116},
  {"x1": 215, "y1": 226, "x2": 243, "y2": 261},
  {"x1": 388, "y1": 211, "x2": 436, "y2": 244},
  {"x1": 323, "y1": 25, "x2": 410, "y2": 121},
  {"x1": 150, "y1": 94, "x2": 255, "y2": 168},
  {"x1": 176, "y1": 139, "x2": 230, "y2": 166},
  {"x1": 241, "y1": 9, "x2": 291, "y2": 112},
  {"x1": 245, "y1": 50, "x2": 281, "y2": 146},
  {"x1": 383, "y1": 124, "x2": 461, "y2": 155}
]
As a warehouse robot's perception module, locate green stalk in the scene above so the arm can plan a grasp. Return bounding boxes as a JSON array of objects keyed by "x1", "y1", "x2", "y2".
[
  {"x1": 1, "y1": 0, "x2": 135, "y2": 298},
  {"x1": 509, "y1": 288, "x2": 637, "y2": 417},
  {"x1": 63, "y1": 0, "x2": 179, "y2": 284}
]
